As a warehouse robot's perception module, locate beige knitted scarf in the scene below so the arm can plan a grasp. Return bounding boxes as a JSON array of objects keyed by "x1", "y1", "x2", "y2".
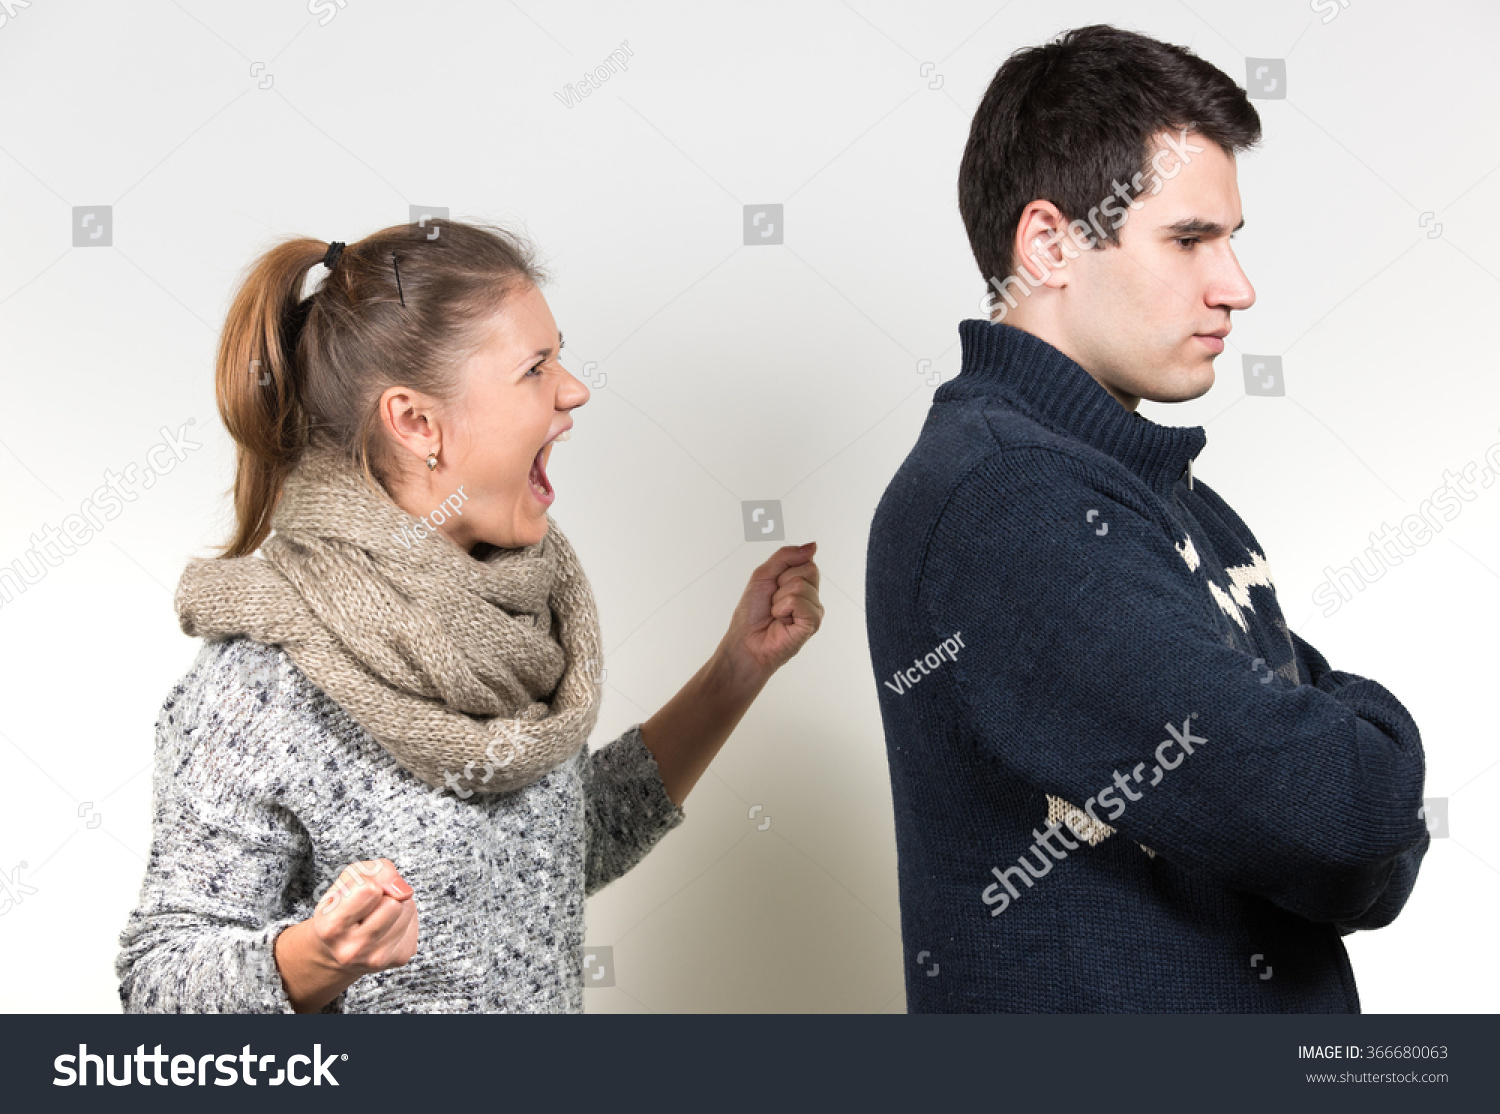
[{"x1": 174, "y1": 439, "x2": 603, "y2": 798}]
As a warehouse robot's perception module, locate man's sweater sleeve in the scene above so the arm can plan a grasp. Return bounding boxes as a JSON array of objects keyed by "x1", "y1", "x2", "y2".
[
  {"x1": 1284, "y1": 631, "x2": 1432, "y2": 933},
  {"x1": 582, "y1": 723, "x2": 685, "y2": 896},
  {"x1": 916, "y1": 448, "x2": 1429, "y2": 929},
  {"x1": 116, "y1": 692, "x2": 338, "y2": 1014},
  {"x1": 1290, "y1": 628, "x2": 1339, "y2": 688}
]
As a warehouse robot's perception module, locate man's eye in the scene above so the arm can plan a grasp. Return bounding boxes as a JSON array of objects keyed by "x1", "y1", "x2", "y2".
[{"x1": 1176, "y1": 237, "x2": 1199, "y2": 249}]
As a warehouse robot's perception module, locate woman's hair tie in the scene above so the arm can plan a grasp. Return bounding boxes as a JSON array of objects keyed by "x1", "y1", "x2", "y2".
[{"x1": 323, "y1": 241, "x2": 346, "y2": 270}]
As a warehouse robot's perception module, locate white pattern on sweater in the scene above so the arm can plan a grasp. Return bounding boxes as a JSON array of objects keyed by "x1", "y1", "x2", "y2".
[
  {"x1": 1175, "y1": 532, "x2": 1277, "y2": 634},
  {"x1": 116, "y1": 636, "x2": 685, "y2": 1013}
]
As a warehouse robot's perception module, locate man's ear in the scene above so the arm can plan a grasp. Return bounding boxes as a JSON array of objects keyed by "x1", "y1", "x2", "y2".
[{"x1": 1011, "y1": 200, "x2": 1075, "y2": 288}]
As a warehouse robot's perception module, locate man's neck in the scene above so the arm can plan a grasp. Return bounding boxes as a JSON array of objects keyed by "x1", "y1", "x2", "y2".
[{"x1": 992, "y1": 315, "x2": 1140, "y2": 412}]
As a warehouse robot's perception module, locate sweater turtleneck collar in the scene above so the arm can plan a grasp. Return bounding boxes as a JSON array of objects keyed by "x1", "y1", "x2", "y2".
[{"x1": 939, "y1": 318, "x2": 1206, "y2": 495}]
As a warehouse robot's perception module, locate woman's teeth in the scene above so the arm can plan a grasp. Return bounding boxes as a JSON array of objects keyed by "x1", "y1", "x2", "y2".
[
  {"x1": 530, "y1": 452, "x2": 551, "y2": 500},
  {"x1": 530, "y1": 434, "x2": 567, "y2": 503}
]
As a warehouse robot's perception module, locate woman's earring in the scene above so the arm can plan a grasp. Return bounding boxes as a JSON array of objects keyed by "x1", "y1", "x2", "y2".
[{"x1": 426, "y1": 450, "x2": 438, "y2": 471}]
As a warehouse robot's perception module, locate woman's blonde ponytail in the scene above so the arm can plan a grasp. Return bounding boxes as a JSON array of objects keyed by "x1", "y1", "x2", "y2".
[{"x1": 212, "y1": 239, "x2": 325, "y2": 557}]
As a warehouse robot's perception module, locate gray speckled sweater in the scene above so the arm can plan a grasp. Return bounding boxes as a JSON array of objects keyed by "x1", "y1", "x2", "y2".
[{"x1": 116, "y1": 635, "x2": 685, "y2": 1013}]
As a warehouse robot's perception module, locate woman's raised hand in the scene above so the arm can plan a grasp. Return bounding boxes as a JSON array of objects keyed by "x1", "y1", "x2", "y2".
[
  {"x1": 717, "y1": 541, "x2": 824, "y2": 684},
  {"x1": 634, "y1": 542, "x2": 824, "y2": 806}
]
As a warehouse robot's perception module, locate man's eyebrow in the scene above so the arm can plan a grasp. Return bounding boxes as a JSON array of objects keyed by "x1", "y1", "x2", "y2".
[{"x1": 1161, "y1": 217, "x2": 1245, "y2": 236}]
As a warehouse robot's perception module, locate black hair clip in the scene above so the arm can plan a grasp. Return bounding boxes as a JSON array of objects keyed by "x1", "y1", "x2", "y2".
[{"x1": 391, "y1": 252, "x2": 406, "y2": 306}]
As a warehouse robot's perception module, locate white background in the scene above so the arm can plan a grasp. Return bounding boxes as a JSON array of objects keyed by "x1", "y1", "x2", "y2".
[{"x1": 0, "y1": 0, "x2": 1495, "y2": 1013}]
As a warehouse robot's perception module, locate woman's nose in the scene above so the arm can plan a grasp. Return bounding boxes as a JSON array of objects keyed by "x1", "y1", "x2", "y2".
[{"x1": 560, "y1": 370, "x2": 591, "y2": 408}]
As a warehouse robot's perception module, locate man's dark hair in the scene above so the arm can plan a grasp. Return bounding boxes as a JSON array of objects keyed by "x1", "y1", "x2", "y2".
[{"x1": 958, "y1": 24, "x2": 1262, "y2": 287}]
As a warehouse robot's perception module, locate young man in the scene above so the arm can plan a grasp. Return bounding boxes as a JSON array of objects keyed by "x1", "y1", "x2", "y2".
[{"x1": 864, "y1": 24, "x2": 1429, "y2": 1012}]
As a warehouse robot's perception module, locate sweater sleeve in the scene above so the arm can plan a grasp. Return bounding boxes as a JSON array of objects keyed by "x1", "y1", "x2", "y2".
[
  {"x1": 1279, "y1": 607, "x2": 1429, "y2": 931},
  {"x1": 583, "y1": 722, "x2": 685, "y2": 896},
  {"x1": 1194, "y1": 476, "x2": 1352, "y2": 697},
  {"x1": 116, "y1": 677, "x2": 342, "y2": 1014},
  {"x1": 916, "y1": 447, "x2": 1430, "y2": 929},
  {"x1": 1289, "y1": 627, "x2": 1336, "y2": 688}
]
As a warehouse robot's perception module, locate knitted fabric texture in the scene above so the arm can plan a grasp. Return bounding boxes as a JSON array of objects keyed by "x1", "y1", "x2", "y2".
[
  {"x1": 865, "y1": 318, "x2": 1430, "y2": 1013},
  {"x1": 116, "y1": 636, "x2": 685, "y2": 1013},
  {"x1": 174, "y1": 438, "x2": 603, "y2": 797}
]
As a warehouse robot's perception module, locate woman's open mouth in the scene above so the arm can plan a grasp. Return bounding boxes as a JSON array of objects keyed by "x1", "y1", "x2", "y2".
[{"x1": 528, "y1": 427, "x2": 571, "y2": 506}]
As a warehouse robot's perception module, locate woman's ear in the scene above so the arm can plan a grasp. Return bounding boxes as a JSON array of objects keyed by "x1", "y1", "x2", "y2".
[{"x1": 378, "y1": 385, "x2": 441, "y2": 461}]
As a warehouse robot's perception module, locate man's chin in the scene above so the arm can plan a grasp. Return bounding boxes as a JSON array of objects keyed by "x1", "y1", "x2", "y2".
[{"x1": 1142, "y1": 366, "x2": 1215, "y2": 404}]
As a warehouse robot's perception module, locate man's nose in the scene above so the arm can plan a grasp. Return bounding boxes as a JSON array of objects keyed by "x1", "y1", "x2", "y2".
[{"x1": 1215, "y1": 250, "x2": 1255, "y2": 311}]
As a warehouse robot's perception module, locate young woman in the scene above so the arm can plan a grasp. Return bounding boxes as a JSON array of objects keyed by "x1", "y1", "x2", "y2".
[{"x1": 115, "y1": 220, "x2": 822, "y2": 1013}]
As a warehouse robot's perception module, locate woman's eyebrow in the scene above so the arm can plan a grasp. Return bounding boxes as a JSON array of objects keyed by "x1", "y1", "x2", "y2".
[{"x1": 515, "y1": 330, "x2": 565, "y2": 372}]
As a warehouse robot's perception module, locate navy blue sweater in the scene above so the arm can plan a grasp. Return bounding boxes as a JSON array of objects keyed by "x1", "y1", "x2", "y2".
[{"x1": 864, "y1": 319, "x2": 1430, "y2": 1013}]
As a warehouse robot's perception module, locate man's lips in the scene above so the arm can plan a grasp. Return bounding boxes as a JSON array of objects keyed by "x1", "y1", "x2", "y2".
[{"x1": 1194, "y1": 328, "x2": 1229, "y2": 353}]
